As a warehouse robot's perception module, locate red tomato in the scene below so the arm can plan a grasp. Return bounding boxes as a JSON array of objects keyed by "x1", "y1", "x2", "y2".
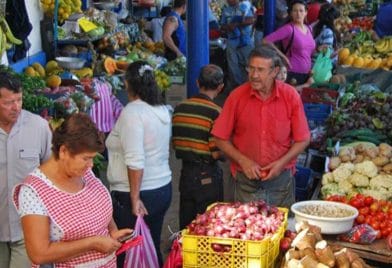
[
  {"x1": 359, "y1": 207, "x2": 370, "y2": 215},
  {"x1": 381, "y1": 228, "x2": 390, "y2": 238},
  {"x1": 376, "y1": 212, "x2": 386, "y2": 222},
  {"x1": 349, "y1": 199, "x2": 362, "y2": 209},
  {"x1": 370, "y1": 202, "x2": 380, "y2": 213},
  {"x1": 364, "y1": 196, "x2": 374, "y2": 206},
  {"x1": 356, "y1": 214, "x2": 365, "y2": 224},
  {"x1": 376, "y1": 231, "x2": 382, "y2": 239},
  {"x1": 260, "y1": 170, "x2": 268, "y2": 179},
  {"x1": 370, "y1": 221, "x2": 380, "y2": 230}
]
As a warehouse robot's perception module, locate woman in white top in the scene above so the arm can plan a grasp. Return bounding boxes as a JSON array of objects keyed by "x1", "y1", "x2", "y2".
[{"x1": 106, "y1": 61, "x2": 172, "y2": 267}]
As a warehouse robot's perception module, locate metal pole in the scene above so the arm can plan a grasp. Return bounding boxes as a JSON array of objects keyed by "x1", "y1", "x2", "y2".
[
  {"x1": 186, "y1": 0, "x2": 209, "y2": 97},
  {"x1": 264, "y1": 0, "x2": 275, "y2": 35}
]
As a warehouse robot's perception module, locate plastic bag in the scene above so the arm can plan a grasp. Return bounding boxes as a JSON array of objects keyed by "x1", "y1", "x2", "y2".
[
  {"x1": 338, "y1": 224, "x2": 379, "y2": 244},
  {"x1": 312, "y1": 49, "x2": 333, "y2": 83},
  {"x1": 163, "y1": 239, "x2": 182, "y2": 268},
  {"x1": 123, "y1": 216, "x2": 159, "y2": 268}
]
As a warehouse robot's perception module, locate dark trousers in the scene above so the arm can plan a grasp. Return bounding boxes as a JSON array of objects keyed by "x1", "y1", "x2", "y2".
[
  {"x1": 111, "y1": 182, "x2": 172, "y2": 267},
  {"x1": 179, "y1": 161, "x2": 223, "y2": 230}
]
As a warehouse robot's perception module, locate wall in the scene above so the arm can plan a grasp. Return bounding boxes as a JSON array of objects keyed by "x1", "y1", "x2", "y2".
[{"x1": 26, "y1": 0, "x2": 43, "y2": 55}]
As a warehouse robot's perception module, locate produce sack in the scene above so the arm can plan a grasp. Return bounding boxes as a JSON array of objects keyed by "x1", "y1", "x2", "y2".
[
  {"x1": 312, "y1": 48, "x2": 333, "y2": 84},
  {"x1": 123, "y1": 216, "x2": 159, "y2": 268},
  {"x1": 163, "y1": 239, "x2": 182, "y2": 268}
]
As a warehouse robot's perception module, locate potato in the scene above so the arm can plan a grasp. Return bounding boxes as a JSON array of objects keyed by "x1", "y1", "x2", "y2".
[
  {"x1": 379, "y1": 143, "x2": 392, "y2": 158},
  {"x1": 382, "y1": 163, "x2": 392, "y2": 173},
  {"x1": 353, "y1": 154, "x2": 364, "y2": 164},
  {"x1": 372, "y1": 156, "x2": 389, "y2": 166},
  {"x1": 365, "y1": 147, "x2": 379, "y2": 159},
  {"x1": 328, "y1": 156, "x2": 341, "y2": 170}
]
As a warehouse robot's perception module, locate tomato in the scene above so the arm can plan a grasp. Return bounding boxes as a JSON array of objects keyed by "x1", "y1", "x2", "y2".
[
  {"x1": 356, "y1": 214, "x2": 365, "y2": 224},
  {"x1": 364, "y1": 196, "x2": 374, "y2": 206},
  {"x1": 376, "y1": 231, "x2": 382, "y2": 239},
  {"x1": 370, "y1": 201, "x2": 380, "y2": 213},
  {"x1": 259, "y1": 170, "x2": 268, "y2": 179},
  {"x1": 381, "y1": 228, "x2": 390, "y2": 238},
  {"x1": 376, "y1": 212, "x2": 386, "y2": 222},
  {"x1": 370, "y1": 221, "x2": 380, "y2": 230},
  {"x1": 359, "y1": 207, "x2": 370, "y2": 216},
  {"x1": 379, "y1": 221, "x2": 387, "y2": 229},
  {"x1": 349, "y1": 199, "x2": 362, "y2": 209}
]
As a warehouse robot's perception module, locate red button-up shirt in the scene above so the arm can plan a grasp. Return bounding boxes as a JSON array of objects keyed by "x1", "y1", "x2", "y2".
[{"x1": 212, "y1": 80, "x2": 310, "y2": 175}]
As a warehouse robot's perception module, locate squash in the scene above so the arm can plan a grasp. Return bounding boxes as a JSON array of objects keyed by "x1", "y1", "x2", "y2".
[
  {"x1": 116, "y1": 60, "x2": 129, "y2": 71},
  {"x1": 103, "y1": 57, "x2": 117, "y2": 75}
]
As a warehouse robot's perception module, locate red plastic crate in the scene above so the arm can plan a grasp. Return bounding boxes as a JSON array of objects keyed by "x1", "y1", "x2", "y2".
[{"x1": 301, "y1": 87, "x2": 339, "y2": 105}]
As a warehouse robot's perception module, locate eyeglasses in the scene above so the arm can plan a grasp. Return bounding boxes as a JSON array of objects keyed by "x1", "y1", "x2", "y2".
[{"x1": 246, "y1": 66, "x2": 272, "y2": 74}]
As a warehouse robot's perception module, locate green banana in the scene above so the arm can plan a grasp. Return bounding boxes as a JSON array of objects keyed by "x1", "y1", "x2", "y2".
[{"x1": 0, "y1": 16, "x2": 22, "y2": 45}]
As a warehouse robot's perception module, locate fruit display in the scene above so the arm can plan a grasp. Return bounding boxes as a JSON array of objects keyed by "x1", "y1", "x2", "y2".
[
  {"x1": 186, "y1": 201, "x2": 285, "y2": 241},
  {"x1": 321, "y1": 142, "x2": 392, "y2": 201},
  {"x1": 40, "y1": 0, "x2": 82, "y2": 23},
  {"x1": 0, "y1": 16, "x2": 22, "y2": 57}
]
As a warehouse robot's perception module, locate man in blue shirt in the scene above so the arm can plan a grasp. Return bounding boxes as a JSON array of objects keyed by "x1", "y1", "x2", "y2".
[
  {"x1": 374, "y1": 1, "x2": 392, "y2": 38},
  {"x1": 221, "y1": 0, "x2": 255, "y2": 91},
  {"x1": 163, "y1": 0, "x2": 186, "y2": 61}
]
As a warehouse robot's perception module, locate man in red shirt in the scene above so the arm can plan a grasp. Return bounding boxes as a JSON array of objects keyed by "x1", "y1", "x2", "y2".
[{"x1": 211, "y1": 45, "x2": 310, "y2": 207}]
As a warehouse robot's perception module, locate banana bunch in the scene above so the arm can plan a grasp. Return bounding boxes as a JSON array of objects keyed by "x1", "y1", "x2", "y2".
[
  {"x1": 374, "y1": 37, "x2": 392, "y2": 54},
  {"x1": 0, "y1": 16, "x2": 22, "y2": 57}
]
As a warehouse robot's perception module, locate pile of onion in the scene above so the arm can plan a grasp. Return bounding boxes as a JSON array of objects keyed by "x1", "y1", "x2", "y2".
[{"x1": 187, "y1": 201, "x2": 285, "y2": 241}]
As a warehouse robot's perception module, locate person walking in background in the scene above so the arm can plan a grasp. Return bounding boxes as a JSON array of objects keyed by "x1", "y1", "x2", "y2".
[
  {"x1": 263, "y1": 0, "x2": 316, "y2": 85},
  {"x1": 145, "y1": 6, "x2": 172, "y2": 42},
  {"x1": 13, "y1": 113, "x2": 132, "y2": 267},
  {"x1": 221, "y1": 0, "x2": 255, "y2": 92},
  {"x1": 313, "y1": 3, "x2": 340, "y2": 53},
  {"x1": 106, "y1": 61, "x2": 172, "y2": 267},
  {"x1": 172, "y1": 64, "x2": 225, "y2": 230},
  {"x1": 212, "y1": 45, "x2": 310, "y2": 208},
  {"x1": 163, "y1": 0, "x2": 187, "y2": 61},
  {"x1": 0, "y1": 70, "x2": 52, "y2": 268}
]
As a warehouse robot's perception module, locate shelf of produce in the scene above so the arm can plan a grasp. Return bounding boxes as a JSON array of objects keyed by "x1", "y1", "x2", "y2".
[{"x1": 326, "y1": 237, "x2": 392, "y2": 264}]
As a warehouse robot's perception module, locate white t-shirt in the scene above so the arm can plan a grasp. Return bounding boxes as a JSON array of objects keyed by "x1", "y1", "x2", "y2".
[{"x1": 106, "y1": 99, "x2": 172, "y2": 192}]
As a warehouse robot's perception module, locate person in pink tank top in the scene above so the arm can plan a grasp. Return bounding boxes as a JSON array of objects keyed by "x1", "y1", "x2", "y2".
[
  {"x1": 263, "y1": 0, "x2": 316, "y2": 85},
  {"x1": 13, "y1": 113, "x2": 132, "y2": 268}
]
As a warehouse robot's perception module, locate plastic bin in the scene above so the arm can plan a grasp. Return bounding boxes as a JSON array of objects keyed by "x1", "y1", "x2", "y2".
[
  {"x1": 182, "y1": 207, "x2": 288, "y2": 268},
  {"x1": 304, "y1": 103, "x2": 332, "y2": 114},
  {"x1": 295, "y1": 166, "x2": 313, "y2": 201}
]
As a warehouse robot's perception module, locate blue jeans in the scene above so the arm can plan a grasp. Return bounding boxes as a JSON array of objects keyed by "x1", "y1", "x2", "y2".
[{"x1": 111, "y1": 182, "x2": 172, "y2": 267}]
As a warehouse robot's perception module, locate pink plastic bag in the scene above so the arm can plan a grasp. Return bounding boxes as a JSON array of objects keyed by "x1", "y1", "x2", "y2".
[{"x1": 123, "y1": 216, "x2": 159, "y2": 268}]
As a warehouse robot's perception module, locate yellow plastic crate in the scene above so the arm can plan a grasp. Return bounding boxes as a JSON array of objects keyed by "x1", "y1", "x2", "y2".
[{"x1": 182, "y1": 207, "x2": 288, "y2": 268}]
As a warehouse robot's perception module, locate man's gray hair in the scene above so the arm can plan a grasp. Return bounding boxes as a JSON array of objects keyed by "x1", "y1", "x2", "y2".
[{"x1": 248, "y1": 45, "x2": 284, "y2": 69}]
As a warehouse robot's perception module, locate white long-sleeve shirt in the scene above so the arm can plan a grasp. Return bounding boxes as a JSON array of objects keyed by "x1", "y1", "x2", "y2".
[{"x1": 106, "y1": 99, "x2": 172, "y2": 192}]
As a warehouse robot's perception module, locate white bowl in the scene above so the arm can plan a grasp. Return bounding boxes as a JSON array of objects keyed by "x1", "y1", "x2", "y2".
[
  {"x1": 55, "y1": 57, "x2": 86, "y2": 70},
  {"x1": 291, "y1": 200, "x2": 358, "y2": 235}
]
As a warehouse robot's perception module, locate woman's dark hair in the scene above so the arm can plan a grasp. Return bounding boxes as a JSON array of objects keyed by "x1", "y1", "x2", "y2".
[
  {"x1": 160, "y1": 6, "x2": 172, "y2": 17},
  {"x1": 0, "y1": 71, "x2": 22, "y2": 95},
  {"x1": 52, "y1": 113, "x2": 105, "y2": 159},
  {"x1": 289, "y1": 0, "x2": 308, "y2": 12},
  {"x1": 313, "y1": 3, "x2": 341, "y2": 46},
  {"x1": 198, "y1": 64, "x2": 224, "y2": 90},
  {"x1": 125, "y1": 61, "x2": 164, "y2": 106}
]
